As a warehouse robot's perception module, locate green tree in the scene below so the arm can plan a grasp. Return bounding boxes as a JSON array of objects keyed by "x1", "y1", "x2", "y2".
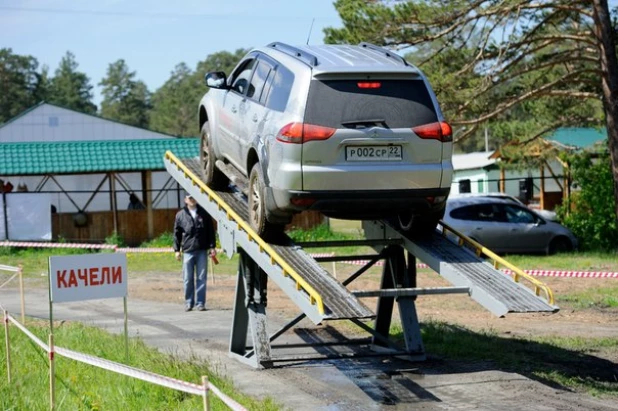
[
  {"x1": 325, "y1": 0, "x2": 618, "y2": 230},
  {"x1": 0, "y1": 48, "x2": 40, "y2": 123},
  {"x1": 150, "y1": 49, "x2": 248, "y2": 136},
  {"x1": 559, "y1": 151, "x2": 617, "y2": 250},
  {"x1": 99, "y1": 59, "x2": 151, "y2": 128},
  {"x1": 48, "y1": 51, "x2": 97, "y2": 114},
  {"x1": 150, "y1": 63, "x2": 198, "y2": 136}
]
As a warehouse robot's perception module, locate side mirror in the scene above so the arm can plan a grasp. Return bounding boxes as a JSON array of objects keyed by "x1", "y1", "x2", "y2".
[{"x1": 205, "y1": 71, "x2": 228, "y2": 89}]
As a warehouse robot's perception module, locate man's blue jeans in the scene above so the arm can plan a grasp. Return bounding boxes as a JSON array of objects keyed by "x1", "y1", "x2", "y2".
[{"x1": 183, "y1": 250, "x2": 208, "y2": 308}]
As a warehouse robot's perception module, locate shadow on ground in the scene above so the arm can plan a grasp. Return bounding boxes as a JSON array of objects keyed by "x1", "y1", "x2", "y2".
[{"x1": 283, "y1": 321, "x2": 618, "y2": 407}]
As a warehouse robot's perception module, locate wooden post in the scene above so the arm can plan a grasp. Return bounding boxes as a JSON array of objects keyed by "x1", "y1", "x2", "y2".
[
  {"x1": 540, "y1": 163, "x2": 545, "y2": 210},
  {"x1": 18, "y1": 265, "x2": 25, "y2": 324},
  {"x1": 49, "y1": 334, "x2": 55, "y2": 410},
  {"x1": 124, "y1": 297, "x2": 129, "y2": 363},
  {"x1": 202, "y1": 375, "x2": 210, "y2": 411},
  {"x1": 4, "y1": 310, "x2": 11, "y2": 384},
  {"x1": 145, "y1": 171, "x2": 154, "y2": 240},
  {"x1": 499, "y1": 168, "x2": 506, "y2": 193},
  {"x1": 109, "y1": 173, "x2": 118, "y2": 234}
]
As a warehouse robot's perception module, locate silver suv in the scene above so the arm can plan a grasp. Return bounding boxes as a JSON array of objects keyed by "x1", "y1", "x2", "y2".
[{"x1": 198, "y1": 42, "x2": 453, "y2": 238}]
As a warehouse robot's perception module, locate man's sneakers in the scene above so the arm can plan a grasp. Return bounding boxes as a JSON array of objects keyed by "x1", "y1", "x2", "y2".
[
  {"x1": 196, "y1": 304, "x2": 206, "y2": 311},
  {"x1": 186, "y1": 304, "x2": 206, "y2": 312},
  {"x1": 185, "y1": 305, "x2": 193, "y2": 312}
]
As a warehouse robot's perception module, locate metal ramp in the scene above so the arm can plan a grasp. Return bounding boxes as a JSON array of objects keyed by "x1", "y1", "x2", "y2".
[
  {"x1": 164, "y1": 153, "x2": 373, "y2": 325},
  {"x1": 364, "y1": 220, "x2": 558, "y2": 316},
  {"x1": 164, "y1": 151, "x2": 557, "y2": 368}
]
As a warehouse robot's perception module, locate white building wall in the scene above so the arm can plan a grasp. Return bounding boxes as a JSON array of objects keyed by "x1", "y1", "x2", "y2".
[
  {"x1": 0, "y1": 103, "x2": 174, "y2": 143},
  {"x1": 451, "y1": 160, "x2": 566, "y2": 198}
]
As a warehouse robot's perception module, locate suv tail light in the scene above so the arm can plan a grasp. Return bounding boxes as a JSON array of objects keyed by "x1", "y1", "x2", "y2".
[
  {"x1": 357, "y1": 81, "x2": 381, "y2": 89},
  {"x1": 276, "y1": 122, "x2": 336, "y2": 144},
  {"x1": 412, "y1": 121, "x2": 452, "y2": 142}
]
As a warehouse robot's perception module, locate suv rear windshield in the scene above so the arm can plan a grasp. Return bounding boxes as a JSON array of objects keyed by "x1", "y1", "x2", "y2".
[{"x1": 304, "y1": 79, "x2": 438, "y2": 129}]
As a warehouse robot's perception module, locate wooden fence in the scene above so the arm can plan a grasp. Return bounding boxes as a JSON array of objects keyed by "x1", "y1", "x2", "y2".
[{"x1": 52, "y1": 210, "x2": 325, "y2": 246}]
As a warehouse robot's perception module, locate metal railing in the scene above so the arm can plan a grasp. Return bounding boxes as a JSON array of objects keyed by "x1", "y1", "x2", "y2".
[
  {"x1": 439, "y1": 221, "x2": 555, "y2": 305},
  {"x1": 164, "y1": 151, "x2": 326, "y2": 315}
]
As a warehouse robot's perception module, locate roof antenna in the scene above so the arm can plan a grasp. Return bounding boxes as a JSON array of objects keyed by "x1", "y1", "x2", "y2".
[{"x1": 306, "y1": 18, "x2": 315, "y2": 45}]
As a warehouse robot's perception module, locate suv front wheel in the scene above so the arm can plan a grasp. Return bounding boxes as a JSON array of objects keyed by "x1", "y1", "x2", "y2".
[
  {"x1": 200, "y1": 124, "x2": 228, "y2": 189},
  {"x1": 249, "y1": 163, "x2": 283, "y2": 240}
]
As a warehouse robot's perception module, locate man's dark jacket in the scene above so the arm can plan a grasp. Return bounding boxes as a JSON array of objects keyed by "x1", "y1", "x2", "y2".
[{"x1": 173, "y1": 206, "x2": 216, "y2": 253}]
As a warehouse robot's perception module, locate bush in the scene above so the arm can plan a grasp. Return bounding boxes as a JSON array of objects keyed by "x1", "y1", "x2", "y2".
[
  {"x1": 104, "y1": 230, "x2": 126, "y2": 247},
  {"x1": 287, "y1": 223, "x2": 357, "y2": 242},
  {"x1": 558, "y1": 152, "x2": 617, "y2": 251},
  {"x1": 140, "y1": 232, "x2": 174, "y2": 248}
]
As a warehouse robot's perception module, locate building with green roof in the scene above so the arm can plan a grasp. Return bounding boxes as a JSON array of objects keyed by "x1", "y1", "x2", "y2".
[{"x1": 0, "y1": 102, "x2": 199, "y2": 244}]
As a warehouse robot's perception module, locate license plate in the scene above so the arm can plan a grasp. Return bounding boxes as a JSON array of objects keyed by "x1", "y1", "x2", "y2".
[{"x1": 345, "y1": 145, "x2": 402, "y2": 161}]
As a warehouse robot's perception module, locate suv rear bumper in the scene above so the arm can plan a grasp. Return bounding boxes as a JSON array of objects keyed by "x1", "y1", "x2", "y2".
[{"x1": 268, "y1": 187, "x2": 450, "y2": 220}]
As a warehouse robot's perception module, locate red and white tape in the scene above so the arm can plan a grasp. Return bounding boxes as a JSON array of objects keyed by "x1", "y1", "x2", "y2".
[
  {"x1": 1, "y1": 241, "x2": 115, "y2": 250},
  {"x1": 5, "y1": 313, "x2": 246, "y2": 410},
  {"x1": 116, "y1": 247, "x2": 174, "y2": 253},
  {"x1": 328, "y1": 258, "x2": 617, "y2": 278},
  {"x1": 502, "y1": 269, "x2": 618, "y2": 278}
]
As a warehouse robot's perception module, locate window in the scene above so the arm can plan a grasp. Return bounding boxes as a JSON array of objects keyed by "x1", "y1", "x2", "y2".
[
  {"x1": 48, "y1": 116, "x2": 59, "y2": 127},
  {"x1": 504, "y1": 205, "x2": 536, "y2": 224},
  {"x1": 450, "y1": 205, "x2": 477, "y2": 221},
  {"x1": 304, "y1": 79, "x2": 438, "y2": 129},
  {"x1": 230, "y1": 59, "x2": 256, "y2": 95},
  {"x1": 264, "y1": 65, "x2": 294, "y2": 112},
  {"x1": 246, "y1": 61, "x2": 271, "y2": 101}
]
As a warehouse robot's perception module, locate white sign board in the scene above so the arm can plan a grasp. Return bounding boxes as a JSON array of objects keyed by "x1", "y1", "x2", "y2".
[
  {"x1": 6, "y1": 193, "x2": 52, "y2": 240},
  {"x1": 49, "y1": 253, "x2": 128, "y2": 303}
]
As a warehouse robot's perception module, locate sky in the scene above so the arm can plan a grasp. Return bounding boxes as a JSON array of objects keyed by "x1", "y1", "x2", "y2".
[{"x1": 0, "y1": 0, "x2": 343, "y2": 105}]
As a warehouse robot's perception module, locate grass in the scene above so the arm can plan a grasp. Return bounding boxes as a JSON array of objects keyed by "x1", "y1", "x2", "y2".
[
  {"x1": 506, "y1": 251, "x2": 618, "y2": 272},
  {"x1": 559, "y1": 285, "x2": 618, "y2": 308},
  {"x1": 1, "y1": 319, "x2": 279, "y2": 410},
  {"x1": 391, "y1": 321, "x2": 618, "y2": 397}
]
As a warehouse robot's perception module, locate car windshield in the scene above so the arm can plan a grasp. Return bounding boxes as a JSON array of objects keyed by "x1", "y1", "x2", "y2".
[{"x1": 304, "y1": 79, "x2": 438, "y2": 129}]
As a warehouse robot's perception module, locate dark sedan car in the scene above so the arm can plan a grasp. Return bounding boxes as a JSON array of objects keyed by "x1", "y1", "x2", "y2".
[{"x1": 443, "y1": 197, "x2": 577, "y2": 254}]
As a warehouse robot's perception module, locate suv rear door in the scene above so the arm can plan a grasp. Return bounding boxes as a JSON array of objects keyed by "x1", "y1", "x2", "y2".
[{"x1": 300, "y1": 76, "x2": 447, "y2": 191}]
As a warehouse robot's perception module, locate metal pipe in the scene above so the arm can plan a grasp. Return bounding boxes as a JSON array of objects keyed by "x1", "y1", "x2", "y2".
[{"x1": 353, "y1": 287, "x2": 470, "y2": 298}]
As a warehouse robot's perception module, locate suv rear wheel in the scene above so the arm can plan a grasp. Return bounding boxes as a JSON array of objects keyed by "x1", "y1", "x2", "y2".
[
  {"x1": 398, "y1": 208, "x2": 444, "y2": 237},
  {"x1": 249, "y1": 163, "x2": 284, "y2": 240},
  {"x1": 200, "y1": 124, "x2": 228, "y2": 189}
]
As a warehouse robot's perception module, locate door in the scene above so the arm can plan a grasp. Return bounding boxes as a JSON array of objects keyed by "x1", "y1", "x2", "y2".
[
  {"x1": 218, "y1": 58, "x2": 256, "y2": 171},
  {"x1": 238, "y1": 60, "x2": 273, "y2": 164},
  {"x1": 501, "y1": 204, "x2": 549, "y2": 252}
]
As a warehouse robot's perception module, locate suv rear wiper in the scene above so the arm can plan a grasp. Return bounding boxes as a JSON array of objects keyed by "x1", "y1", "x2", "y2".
[{"x1": 341, "y1": 119, "x2": 388, "y2": 129}]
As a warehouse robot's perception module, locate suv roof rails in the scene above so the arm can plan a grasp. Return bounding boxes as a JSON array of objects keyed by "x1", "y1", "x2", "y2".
[
  {"x1": 268, "y1": 42, "x2": 319, "y2": 67},
  {"x1": 359, "y1": 42, "x2": 409, "y2": 66}
]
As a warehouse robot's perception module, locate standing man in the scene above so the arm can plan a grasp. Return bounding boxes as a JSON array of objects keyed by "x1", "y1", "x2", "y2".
[{"x1": 173, "y1": 193, "x2": 217, "y2": 311}]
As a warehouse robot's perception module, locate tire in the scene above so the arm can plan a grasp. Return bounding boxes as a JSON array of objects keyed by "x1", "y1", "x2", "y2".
[
  {"x1": 548, "y1": 236, "x2": 572, "y2": 255},
  {"x1": 248, "y1": 164, "x2": 284, "y2": 240},
  {"x1": 200, "y1": 124, "x2": 228, "y2": 189},
  {"x1": 398, "y1": 208, "x2": 444, "y2": 238}
]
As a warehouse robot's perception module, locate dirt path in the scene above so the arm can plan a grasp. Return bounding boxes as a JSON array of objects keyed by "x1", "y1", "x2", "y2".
[{"x1": 127, "y1": 267, "x2": 618, "y2": 409}]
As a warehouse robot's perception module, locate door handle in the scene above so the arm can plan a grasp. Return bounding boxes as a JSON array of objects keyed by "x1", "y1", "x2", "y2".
[
  {"x1": 252, "y1": 114, "x2": 258, "y2": 123},
  {"x1": 474, "y1": 227, "x2": 482, "y2": 230},
  {"x1": 231, "y1": 106, "x2": 237, "y2": 113}
]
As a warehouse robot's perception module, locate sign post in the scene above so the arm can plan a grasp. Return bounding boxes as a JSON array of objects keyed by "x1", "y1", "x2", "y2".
[{"x1": 48, "y1": 253, "x2": 129, "y2": 358}]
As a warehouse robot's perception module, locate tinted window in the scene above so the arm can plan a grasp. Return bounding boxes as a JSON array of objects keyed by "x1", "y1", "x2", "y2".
[
  {"x1": 304, "y1": 79, "x2": 438, "y2": 128},
  {"x1": 247, "y1": 61, "x2": 271, "y2": 101},
  {"x1": 450, "y1": 205, "x2": 477, "y2": 221},
  {"x1": 504, "y1": 205, "x2": 536, "y2": 224},
  {"x1": 264, "y1": 65, "x2": 294, "y2": 112},
  {"x1": 230, "y1": 59, "x2": 256, "y2": 95}
]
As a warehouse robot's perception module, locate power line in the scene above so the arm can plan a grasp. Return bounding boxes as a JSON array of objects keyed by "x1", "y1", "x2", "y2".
[{"x1": 0, "y1": 6, "x2": 335, "y2": 21}]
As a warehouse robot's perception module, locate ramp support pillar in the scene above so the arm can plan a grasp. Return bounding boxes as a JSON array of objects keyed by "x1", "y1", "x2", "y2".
[
  {"x1": 372, "y1": 246, "x2": 425, "y2": 359},
  {"x1": 229, "y1": 249, "x2": 272, "y2": 368}
]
